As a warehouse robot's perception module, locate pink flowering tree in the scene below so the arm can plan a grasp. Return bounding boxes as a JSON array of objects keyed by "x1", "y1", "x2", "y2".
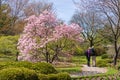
[
  {"x1": 17, "y1": 10, "x2": 83, "y2": 63},
  {"x1": 48, "y1": 24, "x2": 83, "y2": 63}
]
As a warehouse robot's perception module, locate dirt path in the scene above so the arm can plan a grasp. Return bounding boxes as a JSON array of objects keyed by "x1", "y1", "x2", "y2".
[
  {"x1": 70, "y1": 65, "x2": 107, "y2": 77},
  {"x1": 81, "y1": 65, "x2": 107, "y2": 73}
]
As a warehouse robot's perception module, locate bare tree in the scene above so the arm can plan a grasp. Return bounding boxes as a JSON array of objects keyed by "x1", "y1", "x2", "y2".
[
  {"x1": 71, "y1": 0, "x2": 102, "y2": 47},
  {"x1": 96, "y1": 0, "x2": 120, "y2": 65},
  {"x1": 8, "y1": 0, "x2": 29, "y2": 25},
  {"x1": 73, "y1": 0, "x2": 120, "y2": 65},
  {"x1": 7, "y1": 0, "x2": 54, "y2": 35},
  {"x1": 24, "y1": 0, "x2": 54, "y2": 17}
]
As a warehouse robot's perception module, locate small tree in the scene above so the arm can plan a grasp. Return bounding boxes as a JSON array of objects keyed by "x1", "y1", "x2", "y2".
[{"x1": 17, "y1": 10, "x2": 83, "y2": 63}]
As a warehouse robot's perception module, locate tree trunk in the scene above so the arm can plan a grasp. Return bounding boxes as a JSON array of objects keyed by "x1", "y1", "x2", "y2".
[
  {"x1": 51, "y1": 45, "x2": 59, "y2": 63},
  {"x1": 15, "y1": 52, "x2": 19, "y2": 61},
  {"x1": 90, "y1": 40, "x2": 94, "y2": 47},
  {"x1": 113, "y1": 53, "x2": 118, "y2": 66},
  {"x1": 45, "y1": 44, "x2": 49, "y2": 63},
  {"x1": 113, "y1": 40, "x2": 118, "y2": 66},
  {"x1": 46, "y1": 51, "x2": 49, "y2": 63}
]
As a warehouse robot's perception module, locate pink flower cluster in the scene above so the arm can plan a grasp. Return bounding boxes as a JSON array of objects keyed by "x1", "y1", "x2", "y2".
[
  {"x1": 54, "y1": 24, "x2": 83, "y2": 42},
  {"x1": 17, "y1": 10, "x2": 83, "y2": 61}
]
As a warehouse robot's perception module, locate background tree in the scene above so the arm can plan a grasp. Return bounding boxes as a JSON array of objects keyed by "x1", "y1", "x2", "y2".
[
  {"x1": 0, "y1": 0, "x2": 12, "y2": 35},
  {"x1": 95, "y1": 0, "x2": 120, "y2": 65},
  {"x1": 24, "y1": 0, "x2": 53, "y2": 17},
  {"x1": 71, "y1": 0, "x2": 103, "y2": 47},
  {"x1": 0, "y1": 0, "x2": 54, "y2": 35},
  {"x1": 7, "y1": 0, "x2": 29, "y2": 35}
]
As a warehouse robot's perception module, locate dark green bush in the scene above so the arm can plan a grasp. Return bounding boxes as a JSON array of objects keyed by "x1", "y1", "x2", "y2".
[
  {"x1": 101, "y1": 54, "x2": 109, "y2": 59},
  {"x1": 0, "y1": 61, "x2": 57, "y2": 74},
  {"x1": 0, "y1": 68, "x2": 39, "y2": 80}
]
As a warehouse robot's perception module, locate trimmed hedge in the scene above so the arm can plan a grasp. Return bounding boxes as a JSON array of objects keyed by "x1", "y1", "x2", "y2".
[
  {"x1": 32, "y1": 62, "x2": 57, "y2": 74},
  {"x1": 0, "y1": 61, "x2": 57, "y2": 74},
  {"x1": 0, "y1": 68, "x2": 39, "y2": 80},
  {"x1": 57, "y1": 72, "x2": 71, "y2": 80},
  {"x1": 0, "y1": 62, "x2": 71, "y2": 80},
  {"x1": 0, "y1": 68, "x2": 71, "y2": 80}
]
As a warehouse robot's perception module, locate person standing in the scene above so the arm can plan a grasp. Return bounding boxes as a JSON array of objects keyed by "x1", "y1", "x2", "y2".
[
  {"x1": 85, "y1": 47, "x2": 91, "y2": 67},
  {"x1": 91, "y1": 46, "x2": 96, "y2": 67}
]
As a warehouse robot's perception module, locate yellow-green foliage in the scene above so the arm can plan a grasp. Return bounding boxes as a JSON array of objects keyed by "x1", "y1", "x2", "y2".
[
  {"x1": 95, "y1": 46, "x2": 107, "y2": 56},
  {"x1": 0, "y1": 35, "x2": 19, "y2": 55},
  {"x1": 74, "y1": 46, "x2": 84, "y2": 56},
  {"x1": 0, "y1": 61, "x2": 71, "y2": 80},
  {"x1": 39, "y1": 72, "x2": 71, "y2": 80},
  {"x1": 0, "y1": 61, "x2": 57, "y2": 74},
  {"x1": 96, "y1": 59, "x2": 109, "y2": 67},
  {"x1": 0, "y1": 67, "x2": 39, "y2": 80}
]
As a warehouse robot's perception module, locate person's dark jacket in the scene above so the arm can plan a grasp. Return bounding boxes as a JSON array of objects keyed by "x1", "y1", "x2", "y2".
[{"x1": 90, "y1": 48, "x2": 96, "y2": 56}]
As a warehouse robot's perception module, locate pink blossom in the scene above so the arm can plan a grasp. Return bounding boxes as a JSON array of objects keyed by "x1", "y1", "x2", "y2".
[{"x1": 17, "y1": 10, "x2": 83, "y2": 61}]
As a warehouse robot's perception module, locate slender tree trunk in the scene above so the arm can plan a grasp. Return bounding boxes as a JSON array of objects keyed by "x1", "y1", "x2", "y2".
[
  {"x1": 51, "y1": 53, "x2": 57, "y2": 63},
  {"x1": 46, "y1": 52, "x2": 49, "y2": 63},
  {"x1": 15, "y1": 52, "x2": 19, "y2": 61},
  {"x1": 113, "y1": 52, "x2": 118, "y2": 66},
  {"x1": 45, "y1": 44, "x2": 49, "y2": 63},
  {"x1": 113, "y1": 40, "x2": 119, "y2": 65},
  {"x1": 51, "y1": 45, "x2": 59, "y2": 63},
  {"x1": 90, "y1": 40, "x2": 94, "y2": 47}
]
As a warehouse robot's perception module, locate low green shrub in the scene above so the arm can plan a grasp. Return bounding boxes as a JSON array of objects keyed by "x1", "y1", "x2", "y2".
[
  {"x1": 95, "y1": 46, "x2": 107, "y2": 56},
  {"x1": 0, "y1": 61, "x2": 57, "y2": 74},
  {"x1": 0, "y1": 61, "x2": 32, "y2": 70},
  {"x1": 101, "y1": 54, "x2": 109, "y2": 59},
  {"x1": 38, "y1": 73, "x2": 71, "y2": 80},
  {"x1": 96, "y1": 60, "x2": 108, "y2": 67},
  {"x1": 0, "y1": 61, "x2": 16, "y2": 70},
  {"x1": 74, "y1": 46, "x2": 84, "y2": 56},
  {"x1": 105, "y1": 59, "x2": 113, "y2": 63},
  {"x1": 0, "y1": 67, "x2": 39, "y2": 80},
  {"x1": 48, "y1": 74, "x2": 58, "y2": 80},
  {"x1": 38, "y1": 74, "x2": 49, "y2": 80},
  {"x1": 57, "y1": 72, "x2": 71, "y2": 80},
  {"x1": 32, "y1": 62, "x2": 57, "y2": 74},
  {"x1": 0, "y1": 35, "x2": 19, "y2": 55},
  {"x1": 117, "y1": 64, "x2": 120, "y2": 70}
]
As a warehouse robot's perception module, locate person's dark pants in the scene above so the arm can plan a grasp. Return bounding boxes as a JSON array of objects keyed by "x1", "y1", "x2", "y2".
[{"x1": 87, "y1": 56, "x2": 90, "y2": 67}]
